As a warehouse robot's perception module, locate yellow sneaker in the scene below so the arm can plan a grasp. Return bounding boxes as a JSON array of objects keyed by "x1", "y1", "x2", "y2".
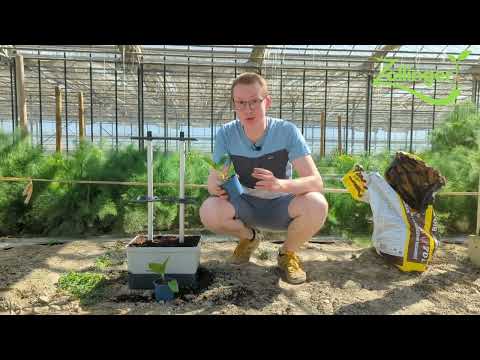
[
  {"x1": 277, "y1": 250, "x2": 307, "y2": 284},
  {"x1": 228, "y1": 228, "x2": 262, "y2": 265}
]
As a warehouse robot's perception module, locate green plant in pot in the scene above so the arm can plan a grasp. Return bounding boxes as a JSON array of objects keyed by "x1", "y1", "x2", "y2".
[
  {"x1": 205, "y1": 154, "x2": 244, "y2": 199},
  {"x1": 148, "y1": 257, "x2": 179, "y2": 302}
]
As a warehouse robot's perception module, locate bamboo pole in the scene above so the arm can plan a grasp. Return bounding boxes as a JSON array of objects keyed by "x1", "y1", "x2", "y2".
[
  {"x1": 55, "y1": 86, "x2": 62, "y2": 153},
  {"x1": 320, "y1": 111, "x2": 325, "y2": 158},
  {"x1": 78, "y1": 92, "x2": 85, "y2": 141},
  {"x1": 337, "y1": 115, "x2": 342, "y2": 154},
  {"x1": 15, "y1": 54, "x2": 28, "y2": 134}
]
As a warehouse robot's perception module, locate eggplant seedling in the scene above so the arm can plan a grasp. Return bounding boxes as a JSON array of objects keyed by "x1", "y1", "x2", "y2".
[
  {"x1": 205, "y1": 154, "x2": 236, "y2": 182},
  {"x1": 148, "y1": 257, "x2": 179, "y2": 293}
]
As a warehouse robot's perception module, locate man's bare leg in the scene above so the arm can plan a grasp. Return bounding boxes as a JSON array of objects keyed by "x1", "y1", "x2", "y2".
[
  {"x1": 283, "y1": 192, "x2": 329, "y2": 252},
  {"x1": 276, "y1": 192, "x2": 328, "y2": 284},
  {"x1": 199, "y1": 197, "x2": 253, "y2": 240}
]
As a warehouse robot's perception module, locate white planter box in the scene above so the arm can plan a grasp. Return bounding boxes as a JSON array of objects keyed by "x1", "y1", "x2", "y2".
[
  {"x1": 126, "y1": 234, "x2": 201, "y2": 289},
  {"x1": 127, "y1": 235, "x2": 200, "y2": 274}
]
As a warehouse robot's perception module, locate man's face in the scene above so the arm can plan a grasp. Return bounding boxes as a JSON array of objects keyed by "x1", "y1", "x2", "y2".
[{"x1": 232, "y1": 82, "x2": 271, "y2": 128}]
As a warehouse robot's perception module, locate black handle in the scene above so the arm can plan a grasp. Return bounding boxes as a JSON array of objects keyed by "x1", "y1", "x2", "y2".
[
  {"x1": 130, "y1": 195, "x2": 198, "y2": 204},
  {"x1": 131, "y1": 131, "x2": 197, "y2": 142}
]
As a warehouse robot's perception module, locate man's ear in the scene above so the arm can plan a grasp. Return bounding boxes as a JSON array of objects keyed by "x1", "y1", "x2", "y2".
[{"x1": 265, "y1": 95, "x2": 272, "y2": 110}]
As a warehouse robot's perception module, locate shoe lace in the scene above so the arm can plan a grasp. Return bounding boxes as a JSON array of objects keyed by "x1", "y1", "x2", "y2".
[{"x1": 282, "y1": 251, "x2": 303, "y2": 272}]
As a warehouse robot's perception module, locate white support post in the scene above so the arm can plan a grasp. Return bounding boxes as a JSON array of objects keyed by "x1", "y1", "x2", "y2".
[
  {"x1": 179, "y1": 133, "x2": 186, "y2": 243},
  {"x1": 147, "y1": 135, "x2": 154, "y2": 241}
]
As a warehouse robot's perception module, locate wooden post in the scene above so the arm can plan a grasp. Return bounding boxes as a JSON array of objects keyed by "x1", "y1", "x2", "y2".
[
  {"x1": 320, "y1": 111, "x2": 325, "y2": 158},
  {"x1": 55, "y1": 86, "x2": 62, "y2": 153},
  {"x1": 337, "y1": 115, "x2": 342, "y2": 154},
  {"x1": 15, "y1": 54, "x2": 28, "y2": 134},
  {"x1": 78, "y1": 92, "x2": 85, "y2": 141}
]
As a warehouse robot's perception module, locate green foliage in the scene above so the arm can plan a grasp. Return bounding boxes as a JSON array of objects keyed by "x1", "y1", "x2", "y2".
[
  {"x1": 316, "y1": 151, "x2": 394, "y2": 237},
  {"x1": 203, "y1": 153, "x2": 235, "y2": 181},
  {"x1": 0, "y1": 102, "x2": 478, "y2": 238},
  {"x1": 430, "y1": 102, "x2": 480, "y2": 152},
  {"x1": 57, "y1": 271, "x2": 107, "y2": 305}
]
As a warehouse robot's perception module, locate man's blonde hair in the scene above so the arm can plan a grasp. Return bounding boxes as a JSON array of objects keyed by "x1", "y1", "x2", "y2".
[{"x1": 231, "y1": 72, "x2": 269, "y2": 99}]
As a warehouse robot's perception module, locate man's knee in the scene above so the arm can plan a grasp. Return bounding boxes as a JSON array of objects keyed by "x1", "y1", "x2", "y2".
[
  {"x1": 199, "y1": 197, "x2": 234, "y2": 230},
  {"x1": 199, "y1": 197, "x2": 217, "y2": 228},
  {"x1": 290, "y1": 192, "x2": 328, "y2": 225}
]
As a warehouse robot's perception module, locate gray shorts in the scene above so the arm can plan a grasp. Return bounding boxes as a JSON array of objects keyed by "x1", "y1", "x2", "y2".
[{"x1": 230, "y1": 193, "x2": 295, "y2": 231}]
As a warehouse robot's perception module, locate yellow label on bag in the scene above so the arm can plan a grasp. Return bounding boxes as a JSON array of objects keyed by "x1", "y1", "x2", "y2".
[{"x1": 342, "y1": 168, "x2": 368, "y2": 202}]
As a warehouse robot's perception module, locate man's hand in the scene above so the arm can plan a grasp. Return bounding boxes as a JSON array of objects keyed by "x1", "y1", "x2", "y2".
[
  {"x1": 207, "y1": 169, "x2": 228, "y2": 199},
  {"x1": 252, "y1": 168, "x2": 286, "y2": 192}
]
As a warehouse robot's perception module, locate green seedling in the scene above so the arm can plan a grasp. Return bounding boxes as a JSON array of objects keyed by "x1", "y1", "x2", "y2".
[
  {"x1": 205, "y1": 154, "x2": 235, "y2": 182},
  {"x1": 57, "y1": 271, "x2": 107, "y2": 305},
  {"x1": 148, "y1": 257, "x2": 179, "y2": 293}
]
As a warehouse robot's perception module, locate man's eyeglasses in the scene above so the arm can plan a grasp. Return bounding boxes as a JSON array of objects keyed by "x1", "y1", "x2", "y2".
[{"x1": 232, "y1": 96, "x2": 267, "y2": 111}]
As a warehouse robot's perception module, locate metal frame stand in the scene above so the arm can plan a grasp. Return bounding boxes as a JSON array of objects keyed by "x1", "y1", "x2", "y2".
[{"x1": 131, "y1": 130, "x2": 197, "y2": 242}]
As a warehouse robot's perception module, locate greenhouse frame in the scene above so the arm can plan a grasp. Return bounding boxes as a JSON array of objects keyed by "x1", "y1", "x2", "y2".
[{"x1": 0, "y1": 45, "x2": 479, "y2": 155}]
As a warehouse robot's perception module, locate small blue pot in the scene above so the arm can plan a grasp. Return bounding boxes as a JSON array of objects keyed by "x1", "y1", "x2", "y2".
[
  {"x1": 221, "y1": 174, "x2": 244, "y2": 200},
  {"x1": 153, "y1": 280, "x2": 175, "y2": 302}
]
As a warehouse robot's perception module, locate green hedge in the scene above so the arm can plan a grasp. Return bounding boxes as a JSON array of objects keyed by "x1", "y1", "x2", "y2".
[{"x1": 0, "y1": 103, "x2": 478, "y2": 237}]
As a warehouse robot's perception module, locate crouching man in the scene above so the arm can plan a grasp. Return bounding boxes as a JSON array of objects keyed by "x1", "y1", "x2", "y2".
[{"x1": 200, "y1": 73, "x2": 328, "y2": 284}]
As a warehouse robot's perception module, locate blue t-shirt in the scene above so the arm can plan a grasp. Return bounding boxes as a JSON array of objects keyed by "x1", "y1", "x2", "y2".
[{"x1": 213, "y1": 117, "x2": 311, "y2": 199}]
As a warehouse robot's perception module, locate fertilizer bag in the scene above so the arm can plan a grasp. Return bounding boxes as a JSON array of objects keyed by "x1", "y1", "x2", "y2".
[{"x1": 343, "y1": 165, "x2": 441, "y2": 272}]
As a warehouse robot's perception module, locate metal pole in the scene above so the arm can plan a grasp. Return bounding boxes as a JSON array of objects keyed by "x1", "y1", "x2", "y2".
[
  {"x1": 368, "y1": 78, "x2": 374, "y2": 154},
  {"x1": 351, "y1": 112, "x2": 355, "y2": 155},
  {"x1": 345, "y1": 71, "x2": 350, "y2": 154},
  {"x1": 13, "y1": 58, "x2": 18, "y2": 130},
  {"x1": 78, "y1": 92, "x2": 85, "y2": 141},
  {"x1": 323, "y1": 70, "x2": 328, "y2": 155},
  {"x1": 337, "y1": 115, "x2": 342, "y2": 154},
  {"x1": 179, "y1": 131, "x2": 185, "y2": 243},
  {"x1": 64, "y1": 52, "x2": 68, "y2": 152},
  {"x1": 301, "y1": 69, "x2": 306, "y2": 134},
  {"x1": 141, "y1": 63, "x2": 144, "y2": 150},
  {"x1": 55, "y1": 86, "x2": 62, "y2": 153},
  {"x1": 89, "y1": 53, "x2": 94, "y2": 142},
  {"x1": 187, "y1": 63, "x2": 191, "y2": 152},
  {"x1": 364, "y1": 75, "x2": 371, "y2": 153},
  {"x1": 279, "y1": 67, "x2": 283, "y2": 118},
  {"x1": 233, "y1": 59, "x2": 237, "y2": 121},
  {"x1": 211, "y1": 65, "x2": 214, "y2": 153},
  {"x1": 410, "y1": 81, "x2": 415, "y2": 153},
  {"x1": 432, "y1": 65, "x2": 437, "y2": 132},
  {"x1": 388, "y1": 85, "x2": 393, "y2": 151},
  {"x1": 147, "y1": 131, "x2": 154, "y2": 241},
  {"x1": 115, "y1": 56, "x2": 118, "y2": 150},
  {"x1": 477, "y1": 80, "x2": 480, "y2": 110},
  {"x1": 37, "y1": 53, "x2": 43, "y2": 148},
  {"x1": 137, "y1": 65, "x2": 142, "y2": 151},
  {"x1": 163, "y1": 60, "x2": 167, "y2": 153},
  {"x1": 472, "y1": 79, "x2": 477, "y2": 106},
  {"x1": 9, "y1": 61, "x2": 15, "y2": 136}
]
